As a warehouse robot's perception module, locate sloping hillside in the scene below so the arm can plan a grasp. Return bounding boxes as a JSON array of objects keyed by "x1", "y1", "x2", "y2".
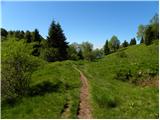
[
  {"x1": 2, "y1": 61, "x2": 81, "y2": 118},
  {"x1": 75, "y1": 41, "x2": 159, "y2": 118},
  {"x1": 2, "y1": 41, "x2": 159, "y2": 119}
]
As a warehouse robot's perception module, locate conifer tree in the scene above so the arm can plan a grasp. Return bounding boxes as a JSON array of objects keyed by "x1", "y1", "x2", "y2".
[
  {"x1": 47, "y1": 20, "x2": 68, "y2": 61},
  {"x1": 32, "y1": 29, "x2": 41, "y2": 43},
  {"x1": 25, "y1": 31, "x2": 32, "y2": 43},
  {"x1": 104, "y1": 40, "x2": 110, "y2": 55},
  {"x1": 140, "y1": 37, "x2": 144, "y2": 44},
  {"x1": 130, "y1": 38, "x2": 136, "y2": 45},
  {"x1": 122, "y1": 40, "x2": 129, "y2": 47}
]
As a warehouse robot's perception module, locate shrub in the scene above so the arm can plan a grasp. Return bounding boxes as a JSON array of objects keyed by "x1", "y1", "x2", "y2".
[
  {"x1": 2, "y1": 39, "x2": 41, "y2": 102},
  {"x1": 40, "y1": 47, "x2": 60, "y2": 62},
  {"x1": 115, "y1": 68, "x2": 132, "y2": 81}
]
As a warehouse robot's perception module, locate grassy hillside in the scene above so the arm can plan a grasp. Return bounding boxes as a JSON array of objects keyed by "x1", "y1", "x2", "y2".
[
  {"x1": 2, "y1": 61, "x2": 81, "y2": 118},
  {"x1": 75, "y1": 42, "x2": 159, "y2": 118},
  {"x1": 2, "y1": 41, "x2": 159, "y2": 119}
]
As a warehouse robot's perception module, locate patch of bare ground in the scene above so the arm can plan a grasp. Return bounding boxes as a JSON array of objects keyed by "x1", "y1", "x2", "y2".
[
  {"x1": 138, "y1": 76, "x2": 159, "y2": 88},
  {"x1": 73, "y1": 67, "x2": 92, "y2": 119}
]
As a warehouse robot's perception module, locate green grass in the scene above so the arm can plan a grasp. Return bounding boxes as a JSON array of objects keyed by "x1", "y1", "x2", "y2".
[
  {"x1": 2, "y1": 41, "x2": 159, "y2": 118},
  {"x1": 2, "y1": 60, "x2": 81, "y2": 119},
  {"x1": 76, "y1": 42, "x2": 159, "y2": 118}
]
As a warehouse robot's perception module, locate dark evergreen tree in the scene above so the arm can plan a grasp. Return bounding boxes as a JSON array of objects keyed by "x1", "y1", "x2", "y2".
[
  {"x1": 77, "y1": 49, "x2": 83, "y2": 59},
  {"x1": 130, "y1": 38, "x2": 136, "y2": 45},
  {"x1": 19, "y1": 30, "x2": 25, "y2": 39},
  {"x1": 14, "y1": 30, "x2": 21, "y2": 39},
  {"x1": 1, "y1": 28, "x2": 8, "y2": 37},
  {"x1": 47, "y1": 20, "x2": 68, "y2": 61},
  {"x1": 25, "y1": 31, "x2": 32, "y2": 43},
  {"x1": 32, "y1": 29, "x2": 41, "y2": 43},
  {"x1": 140, "y1": 37, "x2": 144, "y2": 44},
  {"x1": 104, "y1": 40, "x2": 110, "y2": 55},
  {"x1": 144, "y1": 26, "x2": 153, "y2": 45},
  {"x1": 122, "y1": 40, "x2": 129, "y2": 47}
]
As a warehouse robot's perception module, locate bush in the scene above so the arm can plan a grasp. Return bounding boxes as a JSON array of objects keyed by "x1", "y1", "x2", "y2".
[
  {"x1": 115, "y1": 68, "x2": 132, "y2": 81},
  {"x1": 40, "y1": 47, "x2": 60, "y2": 62},
  {"x1": 2, "y1": 39, "x2": 41, "y2": 102}
]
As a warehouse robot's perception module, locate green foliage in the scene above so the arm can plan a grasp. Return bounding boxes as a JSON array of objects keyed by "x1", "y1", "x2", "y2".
[
  {"x1": 137, "y1": 14, "x2": 159, "y2": 46},
  {"x1": 130, "y1": 38, "x2": 136, "y2": 45},
  {"x1": 137, "y1": 24, "x2": 146, "y2": 40},
  {"x1": 67, "y1": 45, "x2": 79, "y2": 60},
  {"x1": 81, "y1": 41, "x2": 95, "y2": 61},
  {"x1": 1, "y1": 28, "x2": 8, "y2": 37},
  {"x1": 150, "y1": 13, "x2": 159, "y2": 24},
  {"x1": 144, "y1": 26, "x2": 153, "y2": 45},
  {"x1": 40, "y1": 47, "x2": 60, "y2": 62},
  {"x1": 2, "y1": 61, "x2": 80, "y2": 118},
  {"x1": 77, "y1": 43, "x2": 158, "y2": 118},
  {"x1": 115, "y1": 68, "x2": 132, "y2": 81},
  {"x1": 1, "y1": 39, "x2": 42, "y2": 102},
  {"x1": 32, "y1": 29, "x2": 41, "y2": 43},
  {"x1": 140, "y1": 37, "x2": 144, "y2": 44},
  {"x1": 92, "y1": 48, "x2": 104, "y2": 59},
  {"x1": 122, "y1": 40, "x2": 129, "y2": 47},
  {"x1": 25, "y1": 31, "x2": 32, "y2": 43},
  {"x1": 116, "y1": 51, "x2": 127, "y2": 58},
  {"x1": 47, "y1": 20, "x2": 68, "y2": 61},
  {"x1": 104, "y1": 40, "x2": 110, "y2": 55},
  {"x1": 109, "y1": 35, "x2": 120, "y2": 52}
]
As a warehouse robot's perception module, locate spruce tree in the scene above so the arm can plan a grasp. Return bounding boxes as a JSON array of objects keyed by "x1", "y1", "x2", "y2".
[
  {"x1": 104, "y1": 40, "x2": 110, "y2": 55},
  {"x1": 47, "y1": 20, "x2": 68, "y2": 61},
  {"x1": 130, "y1": 38, "x2": 136, "y2": 45},
  {"x1": 1, "y1": 28, "x2": 8, "y2": 37},
  {"x1": 122, "y1": 40, "x2": 129, "y2": 47},
  {"x1": 32, "y1": 29, "x2": 41, "y2": 43},
  {"x1": 140, "y1": 37, "x2": 144, "y2": 44},
  {"x1": 25, "y1": 31, "x2": 32, "y2": 43},
  {"x1": 144, "y1": 26, "x2": 153, "y2": 45}
]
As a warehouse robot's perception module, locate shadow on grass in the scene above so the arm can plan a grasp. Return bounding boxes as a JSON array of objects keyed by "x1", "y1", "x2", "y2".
[{"x1": 28, "y1": 80, "x2": 64, "y2": 96}]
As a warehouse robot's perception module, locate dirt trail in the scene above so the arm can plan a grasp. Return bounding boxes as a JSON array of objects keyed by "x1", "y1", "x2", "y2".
[{"x1": 74, "y1": 67, "x2": 92, "y2": 119}]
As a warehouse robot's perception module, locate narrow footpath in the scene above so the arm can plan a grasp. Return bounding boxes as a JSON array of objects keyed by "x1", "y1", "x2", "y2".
[{"x1": 73, "y1": 67, "x2": 92, "y2": 119}]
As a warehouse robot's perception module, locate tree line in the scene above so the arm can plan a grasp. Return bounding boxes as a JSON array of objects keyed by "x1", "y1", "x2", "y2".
[{"x1": 1, "y1": 13, "x2": 159, "y2": 62}]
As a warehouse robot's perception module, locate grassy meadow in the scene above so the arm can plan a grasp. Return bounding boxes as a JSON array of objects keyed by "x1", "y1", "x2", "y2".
[
  {"x1": 75, "y1": 41, "x2": 159, "y2": 118},
  {"x1": 2, "y1": 60, "x2": 80, "y2": 118},
  {"x1": 2, "y1": 40, "x2": 159, "y2": 118}
]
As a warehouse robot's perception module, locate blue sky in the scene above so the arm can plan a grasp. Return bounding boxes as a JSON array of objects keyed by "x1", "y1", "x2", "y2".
[{"x1": 1, "y1": 1, "x2": 158, "y2": 48}]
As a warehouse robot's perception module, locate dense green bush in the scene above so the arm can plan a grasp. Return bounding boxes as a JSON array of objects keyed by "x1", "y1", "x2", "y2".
[
  {"x1": 115, "y1": 68, "x2": 132, "y2": 81},
  {"x1": 40, "y1": 47, "x2": 60, "y2": 62},
  {"x1": 67, "y1": 45, "x2": 79, "y2": 60},
  {"x1": 2, "y1": 39, "x2": 42, "y2": 102}
]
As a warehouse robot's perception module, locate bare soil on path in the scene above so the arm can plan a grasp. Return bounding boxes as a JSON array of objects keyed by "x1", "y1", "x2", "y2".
[{"x1": 73, "y1": 67, "x2": 92, "y2": 119}]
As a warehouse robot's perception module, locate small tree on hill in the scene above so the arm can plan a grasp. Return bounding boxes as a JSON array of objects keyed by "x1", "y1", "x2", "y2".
[
  {"x1": 104, "y1": 40, "x2": 110, "y2": 55},
  {"x1": 130, "y1": 38, "x2": 136, "y2": 45},
  {"x1": 109, "y1": 35, "x2": 120, "y2": 52},
  {"x1": 122, "y1": 40, "x2": 129, "y2": 47},
  {"x1": 81, "y1": 42, "x2": 94, "y2": 61}
]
